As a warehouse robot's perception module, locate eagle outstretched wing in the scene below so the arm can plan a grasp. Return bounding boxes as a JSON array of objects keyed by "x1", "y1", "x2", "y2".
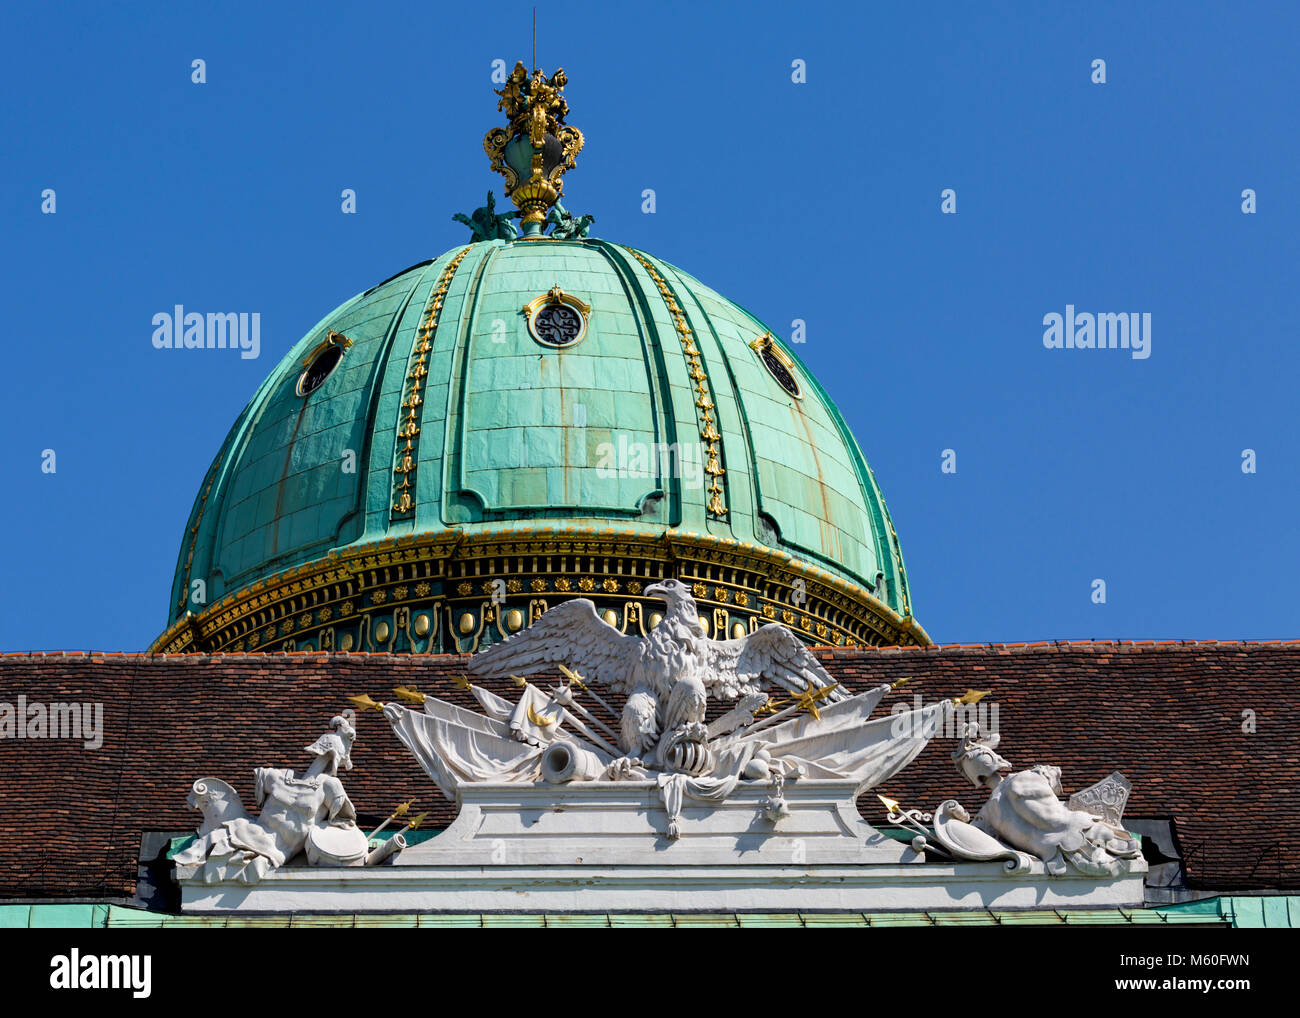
[
  {"x1": 467, "y1": 598, "x2": 643, "y2": 692},
  {"x1": 703, "y1": 624, "x2": 848, "y2": 701}
]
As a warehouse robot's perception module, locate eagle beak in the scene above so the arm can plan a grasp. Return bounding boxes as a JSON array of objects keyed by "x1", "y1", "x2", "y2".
[{"x1": 644, "y1": 582, "x2": 666, "y2": 597}]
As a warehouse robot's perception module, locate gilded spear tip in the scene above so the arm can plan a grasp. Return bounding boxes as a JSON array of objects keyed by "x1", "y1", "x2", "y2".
[
  {"x1": 393, "y1": 685, "x2": 427, "y2": 704},
  {"x1": 346, "y1": 693, "x2": 385, "y2": 713},
  {"x1": 877, "y1": 794, "x2": 902, "y2": 815},
  {"x1": 408, "y1": 811, "x2": 429, "y2": 831},
  {"x1": 452, "y1": 675, "x2": 472, "y2": 691},
  {"x1": 793, "y1": 682, "x2": 838, "y2": 720},
  {"x1": 891, "y1": 675, "x2": 912, "y2": 689},
  {"x1": 952, "y1": 689, "x2": 992, "y2": 706},
  {"x1": 755, "y1": 697, "x2": 786, "y2": 716},
  {"x1": 510, "y1": 674, "x2": 528, "y2": 689}
]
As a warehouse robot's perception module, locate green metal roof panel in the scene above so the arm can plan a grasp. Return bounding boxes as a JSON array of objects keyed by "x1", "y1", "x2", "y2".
[{"x1": 1224, "y1": 894, "x2": 1300, "y2": 928}]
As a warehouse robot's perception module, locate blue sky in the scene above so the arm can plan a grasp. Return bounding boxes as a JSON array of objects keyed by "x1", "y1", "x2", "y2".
[{"x1": 1, "y1": 1, "x2": 1296, "y2": 650}]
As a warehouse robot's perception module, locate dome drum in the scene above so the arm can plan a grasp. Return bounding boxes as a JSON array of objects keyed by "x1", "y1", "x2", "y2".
[{"x1": 151, "y1": 528, "x2": 926, "y2": 656}]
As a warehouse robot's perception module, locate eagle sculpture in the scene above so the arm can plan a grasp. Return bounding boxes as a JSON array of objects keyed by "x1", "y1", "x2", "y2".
[{"x1": 467, "y1": 578, "x2": 846, "y2": 767}]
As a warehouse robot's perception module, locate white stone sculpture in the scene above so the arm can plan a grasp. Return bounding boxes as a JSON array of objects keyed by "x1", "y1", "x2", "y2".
[
  {"x1": 931, "y1": 800, "x2": 1031, "y2": 870},
  {"x1": 174, "y1": 714, "x2": 374, "y2": 884},
  {"x1": 173, "y1": 605, "x2": 1150, "y2": 912},
  {"x1": 1068, "y1": 771, "x2": 1132, "y2": 827},
  {"x1": 382, "y1": 583, "x2": 953, "y2": 844},
  {"x1": 468, "y1": 579, "x2": 850, "y2": 770},
  {"x1": 933, "y1": 723, "x2": 1144, "y2": 877},
  {"x1": 951, "y1": 721, "x2": 1012, "y2": 787}
]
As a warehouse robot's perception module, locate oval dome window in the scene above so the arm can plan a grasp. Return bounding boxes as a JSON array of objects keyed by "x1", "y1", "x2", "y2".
[
  {"x1": 296, "y1": 332, "x2": 351, "y2": 397},
  {"x1": 751, "y1": 333, "x2": 802, "y2": 399}
]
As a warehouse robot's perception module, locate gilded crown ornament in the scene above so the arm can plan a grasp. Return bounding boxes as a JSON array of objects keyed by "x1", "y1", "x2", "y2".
[{"x1": 484, "y1": 62, "x2": 585, "y2": 235}]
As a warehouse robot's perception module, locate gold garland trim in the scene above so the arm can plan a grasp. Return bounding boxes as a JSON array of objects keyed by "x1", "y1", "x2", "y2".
[{"x1": 391, "y1": 247, "x2": 473, "y2": 517}]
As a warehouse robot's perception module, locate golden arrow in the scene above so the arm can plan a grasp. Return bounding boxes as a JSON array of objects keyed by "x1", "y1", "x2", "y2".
[{"x1": 346, "y1": 693, "x2": 386, "y2": 713}]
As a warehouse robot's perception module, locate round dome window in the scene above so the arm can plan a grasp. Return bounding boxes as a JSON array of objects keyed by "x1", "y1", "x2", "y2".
[
  {"x1": 523, "y1": 286, "x2": 591, "y2": 349},
  {"x1": 533, "y1": 303, "x2": 584, "y2": 346}
]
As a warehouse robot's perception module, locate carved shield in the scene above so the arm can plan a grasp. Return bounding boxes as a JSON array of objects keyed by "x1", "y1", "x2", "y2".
[{"x1": 1067, "y1": 771, "x2": 1132, "y2": 827}]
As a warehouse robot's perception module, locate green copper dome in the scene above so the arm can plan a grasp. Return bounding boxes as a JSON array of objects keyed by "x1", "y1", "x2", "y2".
[{"x1": 153, "y1": 237, "x2": 924, "y2": 655}]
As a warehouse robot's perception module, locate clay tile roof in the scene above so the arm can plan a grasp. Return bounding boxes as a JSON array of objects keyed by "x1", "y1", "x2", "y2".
[{"x1": 0, "y1": 642, "x2": 1296, "y2": 900}]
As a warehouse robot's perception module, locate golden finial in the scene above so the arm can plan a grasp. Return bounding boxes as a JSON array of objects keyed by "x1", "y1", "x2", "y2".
[
  {"x1": 510, "y1": 674, "x2": 528, "y2": 689},
  {"x1": 483, "y1": 61, "x2": 585, "y2": 235},
  {"x1": 877, "y1": 794, "x2": 902, "y2": 815},
  {"x1": 891, "y1": 675, "x2": 912, "y2": 689},
  {"x1": 392, "y1": 799, "x2": 415, "y2": 819},
  {"x1": 346, "y1": 693, "x2": 386, "y2": 713},
  {"x1": 452, "y1": 675, "x2": 473, "y2": 691},
  {"x1": 408, "y1": 811, "x2": 429, "y2": 831}
]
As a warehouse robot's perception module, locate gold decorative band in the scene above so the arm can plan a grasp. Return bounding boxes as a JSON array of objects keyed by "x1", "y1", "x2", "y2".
[
  {"x1": 391, "y1": 247, "x2": 473, "y2": 518},
  {"x1": 148, "y1": 526, "x2": 928, "y2": 656}
]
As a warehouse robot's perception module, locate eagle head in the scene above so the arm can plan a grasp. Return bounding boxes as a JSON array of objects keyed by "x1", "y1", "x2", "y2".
[{"x1": 644, "y1": 578, "x2": 698, "y2": 619}]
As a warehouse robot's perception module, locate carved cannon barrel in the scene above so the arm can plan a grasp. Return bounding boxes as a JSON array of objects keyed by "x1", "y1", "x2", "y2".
[
  {"x1": 365, "y1": 832, "x2": 407, "y2": 867},
  {"x1": 540, "y1": 741, "x2": 605, "y2": 783}
]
